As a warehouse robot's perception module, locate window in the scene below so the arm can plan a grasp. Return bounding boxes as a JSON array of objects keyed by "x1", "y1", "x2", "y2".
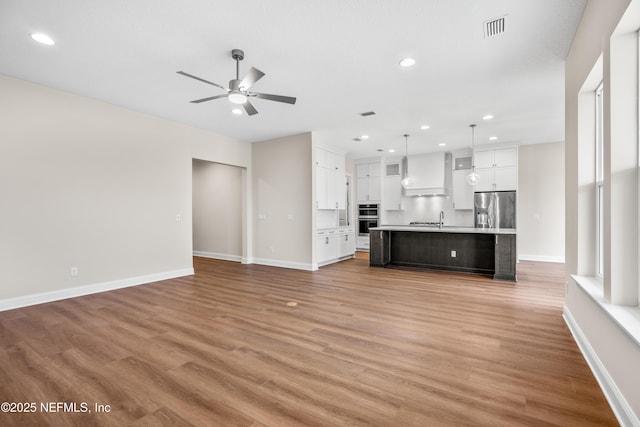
[{"x1": 595, "y1": 82, "x2": 604, "y2": 279}]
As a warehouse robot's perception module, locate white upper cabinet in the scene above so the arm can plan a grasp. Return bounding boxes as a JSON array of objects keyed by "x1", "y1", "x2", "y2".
[
  {"x1": 492, "y1": 166, "x2": 518, "y2": 191},
  {"x1": 474, "y1": 150, "x2": 495, "y2": 168},
  {"x1": 383, "y1": 162, "x2": 403, "y2": 210},
  {"x1": 473, "y1": 147, "x2": 518, "y2": 192},
  {"x1": 356, "y1": 162, "x2": 381, "y2": 202},
  {"x1": 316, "y1": 147, "x2": 346, "y2": 209},
  {"x1": 475, "y1": 148, "x2": 517, "y2": 168},
  {"x1": 453, "y1": 169, "x2": 474, "y2": 209},
  {"x1": 493, "y1": 148, "x2": 517, "y2": 167}
]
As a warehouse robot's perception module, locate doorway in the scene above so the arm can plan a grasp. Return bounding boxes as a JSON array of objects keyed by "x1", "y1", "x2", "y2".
[{"x1": 192, "y1": 159, "x2": 243, "y2": 261}]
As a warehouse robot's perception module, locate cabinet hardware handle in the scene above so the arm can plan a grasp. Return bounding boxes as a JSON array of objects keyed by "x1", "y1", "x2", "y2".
[{"x1": 379, "y1": 231, "x2": 383, "y2": 239}]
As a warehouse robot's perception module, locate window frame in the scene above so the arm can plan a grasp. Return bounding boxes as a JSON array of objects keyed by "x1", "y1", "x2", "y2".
[{"x1": 595, "y1": 82, "x2": 604, "y2": 280}]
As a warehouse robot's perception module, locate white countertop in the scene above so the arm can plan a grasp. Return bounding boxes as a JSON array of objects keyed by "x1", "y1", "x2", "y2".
[
  {"x1": 317, "y1": 226, "x2": 355, "y2": 233},
  {"x1": 371, "y1": 225, "x2": 517, "y2": 235}
]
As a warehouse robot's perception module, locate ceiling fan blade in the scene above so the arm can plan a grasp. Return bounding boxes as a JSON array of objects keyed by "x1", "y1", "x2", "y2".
[
  {"x1": 239, "y1": 67, "x2": 265, "y2": 90},
  {"x1": 243, "y1": 101, "x2": 258, "y2": 116},
  {"x1": 176, "y1": 71, "x2": 227, "y2": 91},
  {"x1": 190, "y1": 94, "x2": 228, "y2": 103},
  {"x1": 252, "y1": 92, "x2": 297, "y2": 104}
]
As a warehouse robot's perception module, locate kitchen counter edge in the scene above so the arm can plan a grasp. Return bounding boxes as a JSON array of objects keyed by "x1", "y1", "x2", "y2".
[{"x1": 370, "y1": 225, "x2": 516, "y2": 235}]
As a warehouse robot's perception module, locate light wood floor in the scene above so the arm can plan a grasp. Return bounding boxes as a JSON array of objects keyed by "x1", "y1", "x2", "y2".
[{"x1": 0, "y1": 254, "x2": 617, "y2": 426}]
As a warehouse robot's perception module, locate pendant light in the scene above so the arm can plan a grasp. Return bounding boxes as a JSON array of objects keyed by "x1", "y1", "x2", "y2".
[
  {"x1": 401, "y1": 134, "x2": 411, "y2": 188},
  {"x1": 466, "y1": 124, "x2": 480, "y2": 186}
]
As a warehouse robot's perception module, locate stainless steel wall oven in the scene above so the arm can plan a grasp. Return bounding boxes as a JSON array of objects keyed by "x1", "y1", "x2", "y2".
[{"x1": 357, "y1": 203, "x2": 379, "y2": 236}]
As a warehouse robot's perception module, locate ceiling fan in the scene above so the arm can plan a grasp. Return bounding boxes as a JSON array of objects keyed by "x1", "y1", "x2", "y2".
[{"x1": 177, "y1": 49, "x2": 296, "y2": 116}]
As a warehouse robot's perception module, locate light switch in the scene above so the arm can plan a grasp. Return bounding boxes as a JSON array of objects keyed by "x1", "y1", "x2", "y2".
[{"x1": 451, "y1": 250, "x2": 457, "y2": 257}]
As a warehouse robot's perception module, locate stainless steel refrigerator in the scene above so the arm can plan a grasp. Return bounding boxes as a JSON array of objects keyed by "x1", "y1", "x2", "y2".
[{"x1": 474, "y1": 191, "x2": 516, "y2": 228}]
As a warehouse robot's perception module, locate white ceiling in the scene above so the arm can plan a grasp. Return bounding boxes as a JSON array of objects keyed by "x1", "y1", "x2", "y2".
[{"x1": 0, "y1": 0, "x2": 586, "y2": 159}]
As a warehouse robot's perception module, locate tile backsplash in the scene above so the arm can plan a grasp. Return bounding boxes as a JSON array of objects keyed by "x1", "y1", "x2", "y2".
[{"x1": 381, "y1": 196, "x2": 473, "y2": 227}]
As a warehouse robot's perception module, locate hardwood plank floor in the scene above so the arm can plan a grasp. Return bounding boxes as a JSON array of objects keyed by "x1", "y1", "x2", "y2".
[{"x1": 0, "y1": 254, "x2": 618, "y2": 426}]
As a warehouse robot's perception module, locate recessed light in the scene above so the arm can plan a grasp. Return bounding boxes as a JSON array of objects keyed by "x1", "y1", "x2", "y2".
[
  {"x1": 231, "y1": 108, "x2": 242, "y2": 115},
  {"x1": 361, "y1": 135, "x2": 369, "y2": 140},
  {"x1": 399, "y1": 57, "x2": 416, "y2": 67},
  {"x1": 388, "y1": 149, "x2": 396, "y2": 153},
  {"x1": 489, "y1": 136, "x2": 498, "y2": 141},
  {"x1": 420, "y1": 125, "x2": 430, "y2": 130},
  {"x1": 31, "y1": 33, "x2": 55, "y2": 45},
  {"x1": 483, "y1": 114, "x2": 494, "y2": 120},
  {"x1": 438, "y1": 143, "x2": 446, "y2": 147}
]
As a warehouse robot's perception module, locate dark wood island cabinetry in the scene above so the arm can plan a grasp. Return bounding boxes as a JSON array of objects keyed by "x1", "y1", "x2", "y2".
[{"x1": 369, "y1": 226, "x2": 517, "y2": 281}]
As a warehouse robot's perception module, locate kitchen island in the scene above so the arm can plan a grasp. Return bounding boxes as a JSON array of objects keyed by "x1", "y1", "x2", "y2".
[{"x1": 369, "y1": 225, "x2": 517, "y2": 281}]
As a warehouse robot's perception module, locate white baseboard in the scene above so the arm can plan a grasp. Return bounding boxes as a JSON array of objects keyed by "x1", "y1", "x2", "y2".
[
  {"x1": 193, "y1": 251, "x2": 242, "y2": 262},
  {"x1": 563, "y1": 306, "x2": 639, "y2": 427},
  {"x1": 0, "y1": 268, "x2": 194, "y2": 312},
  {"x1": 518, "y1": 254, "x2": 565, "y2": 263},
  {"x1": 251, "y1": 258, "x2": 315, "y2": 271}
]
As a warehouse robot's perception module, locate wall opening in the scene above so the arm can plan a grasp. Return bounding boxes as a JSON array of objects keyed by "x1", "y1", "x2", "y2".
[{"x1": 192, "y1": 159, "x2": 244, "y2": 263}]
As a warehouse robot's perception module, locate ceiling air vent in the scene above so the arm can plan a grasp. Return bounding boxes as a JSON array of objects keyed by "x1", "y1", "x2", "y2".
[
  {"x1": 484, "y1": 16, "x2": 506, "y2": 38},
  {"x1": 360, "y1": 111, "x2": 376, "y2": 117}
]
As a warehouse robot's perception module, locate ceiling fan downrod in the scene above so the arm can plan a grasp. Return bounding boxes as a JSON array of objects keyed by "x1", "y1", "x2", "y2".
[{"x1": 231, "y1": 49, "x2": 244, "y2": 80}]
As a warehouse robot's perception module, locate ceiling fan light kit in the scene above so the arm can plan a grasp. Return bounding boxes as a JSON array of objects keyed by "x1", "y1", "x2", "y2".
[
  {"x1": 177, "y1": 48, "x2": 296, "y2": 116},
  {"x1": 228, "y1": 92, "x2": 248, "y2": 105}
]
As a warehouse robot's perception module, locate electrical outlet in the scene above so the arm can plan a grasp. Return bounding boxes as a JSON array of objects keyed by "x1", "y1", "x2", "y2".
[
  {"x1": 70, "y1": 267, "x2": 78, "y2": 277},
  {"x1": 451, "y1": 250, "x2": 457, "y2": 257},
  {"x1": 175, "y1": 214, "x2": 181, "y2": 222}
]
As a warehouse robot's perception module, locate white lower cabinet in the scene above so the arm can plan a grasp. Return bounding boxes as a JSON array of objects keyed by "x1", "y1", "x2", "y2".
[
  {"x1": 356, "y1": 235, "x2": 370, "y2": 251},
  {"x1": 316, "y1": 227, "x2": 355, "y2": 266},
  {"x1": 339, "y1": 232, "x2": 356, "y2": 258},
  {"x1": 317, "y1": 233, "x2": 339, "y2": 264}
]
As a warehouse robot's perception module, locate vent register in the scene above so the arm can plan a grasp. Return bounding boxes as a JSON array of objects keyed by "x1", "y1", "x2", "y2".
[
  {"x1": 386, "y1": 163, "x2": 400, "y2": 176},
  {"x1": 484, "y1": 16, "x2": 506, "y2": 38}
]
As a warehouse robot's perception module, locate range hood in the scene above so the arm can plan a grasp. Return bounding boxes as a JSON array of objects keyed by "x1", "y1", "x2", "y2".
[{"x1": 403, "y1": 152, "x2": 452, "y2": 197}]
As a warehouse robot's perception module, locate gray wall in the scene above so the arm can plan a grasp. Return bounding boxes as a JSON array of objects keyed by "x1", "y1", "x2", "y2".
[
  {"x1": 517, "y1": 141, "x2": 565, "y2": 262},
  {"x1": 0, "y1": 74, "x2": 250, "y2": 305},
  {"x1": 251, "y1": 132, "x2": 313, "y2": 269},
  {"x1": 192, "y1": 160, "x2": 243, "y2": 260}
]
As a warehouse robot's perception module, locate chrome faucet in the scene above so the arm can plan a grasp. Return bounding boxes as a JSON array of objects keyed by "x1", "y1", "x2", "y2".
[{"x1": 439, "y1": 211, "x2": 444, "y2": 229}]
